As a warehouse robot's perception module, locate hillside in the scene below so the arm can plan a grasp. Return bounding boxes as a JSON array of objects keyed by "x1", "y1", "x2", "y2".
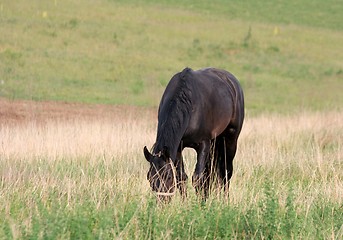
[{"x1": 0, "y1": 0, "x2": 342, "y2": 114}]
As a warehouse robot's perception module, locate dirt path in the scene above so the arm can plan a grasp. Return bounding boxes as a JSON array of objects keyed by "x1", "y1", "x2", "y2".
[{"x1": 0, "y1": 98, "x2": 156, "y2": 125}]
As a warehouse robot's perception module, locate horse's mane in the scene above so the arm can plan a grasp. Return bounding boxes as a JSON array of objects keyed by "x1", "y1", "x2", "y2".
[{"x1": 154, "y1": 68, "x2": 193, "y2": 156}]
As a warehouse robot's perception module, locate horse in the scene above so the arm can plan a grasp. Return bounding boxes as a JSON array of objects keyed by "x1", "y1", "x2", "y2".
[{"x1": 143, "y1": 67, "x2": 244, "y2": 201}]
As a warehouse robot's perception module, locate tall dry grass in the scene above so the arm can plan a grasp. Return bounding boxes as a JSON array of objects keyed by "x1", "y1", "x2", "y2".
[
  {"x1": 233, "y1": 111, "x2": 343, "y2": 208},
  {"x1": 0, "y1": 109, "x2": 342, "y2": 238},
  {"x1": 1, "y1": 110, "x2": 342, "y2": 199},
  {"x1": 1, "y1": 109, "x2": 156, "y2": 211},
  {"x1": 1, "y1": 109, "x2": 155, "y2": 161}
]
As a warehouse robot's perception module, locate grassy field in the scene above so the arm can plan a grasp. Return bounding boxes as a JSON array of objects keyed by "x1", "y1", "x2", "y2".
[
  {"x1": 0, "y1": 0, "x2": 342, "y2": 114},
  {"x1": 0, "y1": 109, "x2": 342, "y2": 239},
  {"x1": 1, "y1": 0, "x2": 342, "y2": 239}
]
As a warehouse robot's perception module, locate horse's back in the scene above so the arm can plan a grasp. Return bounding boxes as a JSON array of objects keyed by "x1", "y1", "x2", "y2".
[
  {"x1": 186, "y1": 68, "x2": 244, "y2": 140},
  {"x1": 192, "y1": 68, "x2": 243, "y2": 120}
]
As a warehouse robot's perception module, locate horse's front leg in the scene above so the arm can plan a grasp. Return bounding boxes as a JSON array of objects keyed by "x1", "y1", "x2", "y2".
[
  {"x1": 176, "y1": 146, "x2": 188, "y2": 197},
  {"x1": 192, "y1": 139, "x2": 211, "y2": 199}
]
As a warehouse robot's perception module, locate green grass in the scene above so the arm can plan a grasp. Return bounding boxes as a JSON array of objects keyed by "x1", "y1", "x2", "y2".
[
  {"x1": 0, "y1": 0, "x2": 342, "y2": 114},
  {"x1": 1, "y1": 184, "x2": 341, "y2": 239},
  {"x1": 125, "y1": 0, "x2": 343, "y2": 30}
]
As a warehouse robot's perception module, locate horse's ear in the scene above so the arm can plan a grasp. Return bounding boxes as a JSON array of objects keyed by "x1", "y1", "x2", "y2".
[
  {"x1": 144, "y1": 146, "x2": 152, "y2": 162},
  {"x1": 162, "y1": 146, "x2": 170, "y2": 159}
]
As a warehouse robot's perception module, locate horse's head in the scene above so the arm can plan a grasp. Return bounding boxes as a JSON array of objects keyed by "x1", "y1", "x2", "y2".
[{"x1": 143, "y1": 146, "x2": 176, "y2": 202}]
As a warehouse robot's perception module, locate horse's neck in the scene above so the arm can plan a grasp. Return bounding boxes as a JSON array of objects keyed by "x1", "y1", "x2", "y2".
[
  {"x1": 155, "y1": 113, "x2": 190, "y2": 161},
  {"x1": 155, "y1": 79, "x2": 192, "y2": 160}
]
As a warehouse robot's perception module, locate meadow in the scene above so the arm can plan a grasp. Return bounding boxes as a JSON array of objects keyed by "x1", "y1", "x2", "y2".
[
  {"x1": 1, "y1": 0, "x2": 343, "y2": 239},
  {"x1": 0, "y1": 108, "x2": 342, "y2": 239},
  {"x1": 0, "y1": 0, "x2": 342, "y2": 114}
]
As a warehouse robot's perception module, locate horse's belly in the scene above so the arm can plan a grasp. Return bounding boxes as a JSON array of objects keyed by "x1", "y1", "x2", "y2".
[
  {"x1": 184, "y1": 111, "x2": 231, "y2": 143},
  {"x1": 210, "y1": 122, "x2": 229, "y2": 139}
]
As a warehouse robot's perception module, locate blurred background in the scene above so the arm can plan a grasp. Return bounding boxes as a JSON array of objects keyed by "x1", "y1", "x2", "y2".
[{"x1": 1, "y1": 0, "x2": 342, "y2": 115}]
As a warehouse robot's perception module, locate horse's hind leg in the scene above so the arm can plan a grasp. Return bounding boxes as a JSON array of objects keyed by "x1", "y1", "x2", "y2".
[{"x1": 217, "y1": 135, "x2": 238, "y2": 197}]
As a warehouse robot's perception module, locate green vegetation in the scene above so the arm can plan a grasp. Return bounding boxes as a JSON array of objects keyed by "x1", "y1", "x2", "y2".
[
  {"x1": 0, "y1": 0, "x2": 342, "y2": 113},
  {"x1": 1, "y1": 184, "x2": 341, "y2": 239},
  {"x1": 0, "y1": 1, "x2": 342, "y2": 238}
]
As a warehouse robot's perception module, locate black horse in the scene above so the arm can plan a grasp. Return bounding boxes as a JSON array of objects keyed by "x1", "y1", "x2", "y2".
[{"x1": 144, "y1": 67, "x2": 244, "y2": 201}]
